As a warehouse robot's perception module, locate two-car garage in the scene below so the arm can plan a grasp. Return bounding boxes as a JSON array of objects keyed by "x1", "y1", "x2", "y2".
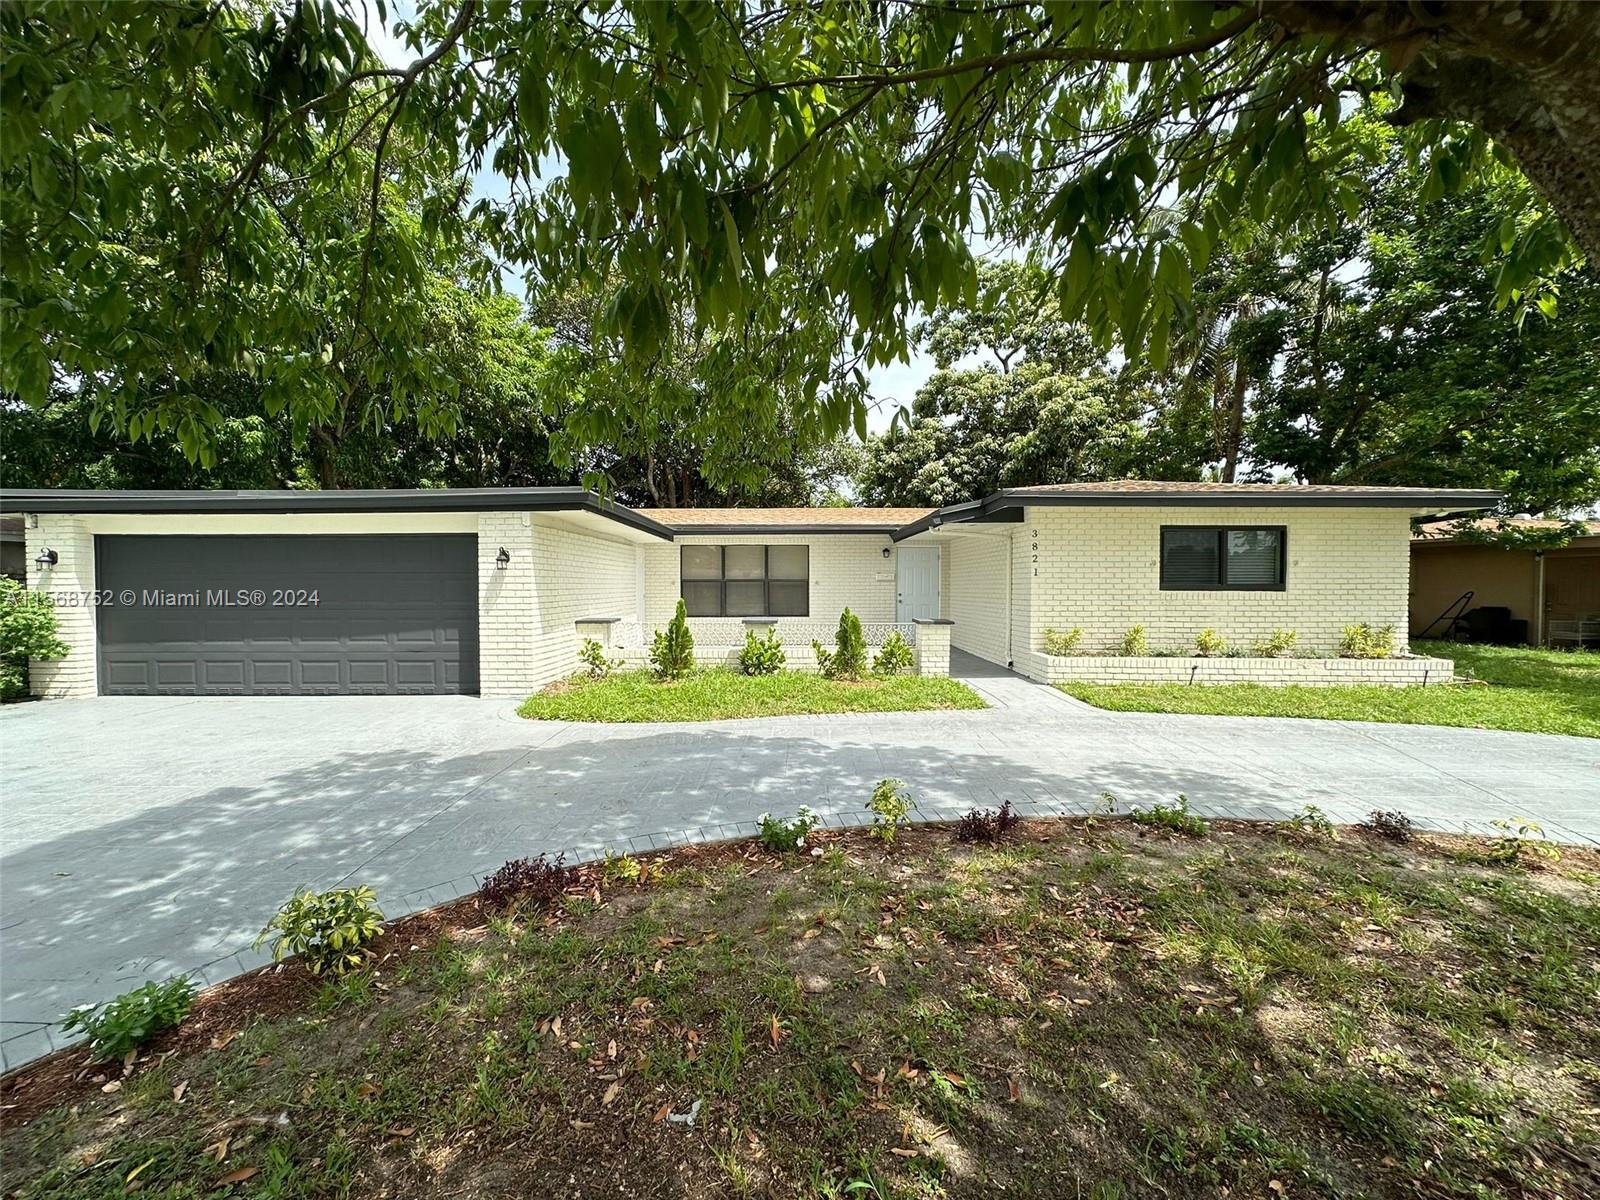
[{"x1": 95, "y1": 534, "x2": 479, "y2": 695}]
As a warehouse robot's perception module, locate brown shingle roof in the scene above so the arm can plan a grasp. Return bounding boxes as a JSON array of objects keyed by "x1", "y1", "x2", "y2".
[{"x1": 637, "y1": 507, "x2": 933, "y2": 531}]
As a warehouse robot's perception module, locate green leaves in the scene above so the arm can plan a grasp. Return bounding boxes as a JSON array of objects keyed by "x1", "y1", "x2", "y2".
[{"x1": 3, "y1": 0, "x2": 1589, "y2": 477}]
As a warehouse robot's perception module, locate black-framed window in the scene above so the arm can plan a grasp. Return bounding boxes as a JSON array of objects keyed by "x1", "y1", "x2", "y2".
[
  {"x1": 681, "y1": 545, "x2": 810, "y2": 616},
  {"x1": 1160, "y1": 526, "x2": 1286, "y2": 591}
]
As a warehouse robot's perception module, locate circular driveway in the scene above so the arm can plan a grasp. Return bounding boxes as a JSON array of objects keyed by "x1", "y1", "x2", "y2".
[{"x1": 2, "y1": 672, "x2": 1594, "y2": 1068}]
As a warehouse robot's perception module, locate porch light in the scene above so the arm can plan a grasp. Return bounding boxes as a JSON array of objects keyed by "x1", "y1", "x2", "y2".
[
  {"x1": 495, "y1": 546, "x2": 511, "y2": 570},
  {"x1": 881, "y1": 546, "x2": 891, "y2": 558},
  {"x1": 34, "y1": 547, "x2": 58, "y2": 569}
]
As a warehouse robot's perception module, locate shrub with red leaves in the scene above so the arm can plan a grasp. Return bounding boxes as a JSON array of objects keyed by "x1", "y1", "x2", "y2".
[
  {"x1": 955, "y1": 800, "x2": 1020, "y2": 844},
  {"x1": 481, "y1": 853, "x2": 578, "y2": 910}
]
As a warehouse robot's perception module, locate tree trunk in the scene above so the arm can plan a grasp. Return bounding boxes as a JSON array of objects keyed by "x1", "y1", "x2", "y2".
[
  {"x1": 1258, "y1": 1, "x2": 1600, "y2": 262},
  {"x1": 312, "y1": 428, "x2": 340, "y2": 490},
  {"x1": 1221, "y1": 358, "x2": 1247, "y2": 483}
]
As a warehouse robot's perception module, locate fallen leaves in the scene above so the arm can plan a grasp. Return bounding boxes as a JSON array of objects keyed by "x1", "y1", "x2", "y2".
[
  {"x1": 172, "y1": 1080, "x2": 188, "y2": 1104},
  {"x1": 213, "y1": 1166, "x2": 258, "y2": 1189}
]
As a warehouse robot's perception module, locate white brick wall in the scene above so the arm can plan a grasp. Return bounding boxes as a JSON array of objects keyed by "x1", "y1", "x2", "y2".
[
  {"x1": 25, "y1": 515, "x2": 97, "y2": 697},
  {"x1": 480, "y1": 514, "x2": 642, "y2": 697},
  {"x1": 945, "y1": 532, "x2": 1014, "y2": 666},
  {"x1": 639, "y1": 532, "x2": 899, "y2": 646},
  {"x1": 1011, "y1": 505, "x2": 1413, "y2": 681}
]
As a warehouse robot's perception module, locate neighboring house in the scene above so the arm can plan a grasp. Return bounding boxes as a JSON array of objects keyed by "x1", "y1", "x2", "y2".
[
  {"x1": 1, "y1": 481, "x2": 1496, "y2": 698},
  {"x1": 1410, "y1": 518, "x2": 1600, "y2": 646}
]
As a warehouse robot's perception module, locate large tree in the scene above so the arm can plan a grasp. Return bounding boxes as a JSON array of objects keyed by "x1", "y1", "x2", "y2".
[
  {"x1": 856, "y1": 262, "x2": 1206, "y2": 506},
  {"x1": 4, "y1": 2, "x2": 1595, "y2": 474},
  {"x1": 1243, "y1": 148, "x2": 1600, "y2": 514}
]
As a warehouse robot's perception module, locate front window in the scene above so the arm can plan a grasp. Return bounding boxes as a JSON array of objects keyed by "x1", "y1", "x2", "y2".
[
  {"x1": 680, "y1": 545, "x2": 810, "y2": 616},
  {"x1": 1159, "y1": 526, "x2": 1285, "y2": 591}
]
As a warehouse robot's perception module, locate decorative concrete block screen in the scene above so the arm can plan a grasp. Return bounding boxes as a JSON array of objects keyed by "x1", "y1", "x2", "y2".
[{"x1": 1035, "y1": 655, "x2": 1455, "y2": 687}]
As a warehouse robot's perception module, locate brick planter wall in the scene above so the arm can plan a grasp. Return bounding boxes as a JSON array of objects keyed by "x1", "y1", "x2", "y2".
[{"x1": 1035, "y1": 654, "x2": 1455, "y2": 687}]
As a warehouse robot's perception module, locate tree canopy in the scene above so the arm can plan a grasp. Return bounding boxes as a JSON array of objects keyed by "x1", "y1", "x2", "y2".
[{"x1": 4, "y1": 1, "x2": 1595, "y2": 479}]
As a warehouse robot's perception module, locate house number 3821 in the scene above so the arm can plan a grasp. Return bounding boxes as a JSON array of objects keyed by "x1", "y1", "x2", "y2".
[{"x1": 1032, "y1": 530, "x2": 1039, "y2": 576}]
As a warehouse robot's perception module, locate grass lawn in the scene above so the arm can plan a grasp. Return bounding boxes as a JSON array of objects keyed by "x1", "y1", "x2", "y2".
[
  {"x1": 518, "y1": 668, "x2": 987, "y2": 722},
  {"x1": 5, "y1": 817, "x2": 1597, "y2": 1198},
  {"x1": 1060, "y1": 641, "x2": 1600, "y2": 738}
]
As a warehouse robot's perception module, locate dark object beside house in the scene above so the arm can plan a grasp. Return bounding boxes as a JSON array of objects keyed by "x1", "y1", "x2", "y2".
[{"x1": 1456, "y1": 606, "x2": 1529, "y2": 646}]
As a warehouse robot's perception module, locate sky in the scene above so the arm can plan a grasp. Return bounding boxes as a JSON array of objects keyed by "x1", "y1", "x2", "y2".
[{"x1": 351, "y1": 0, "x2": 937, "y2": 433}]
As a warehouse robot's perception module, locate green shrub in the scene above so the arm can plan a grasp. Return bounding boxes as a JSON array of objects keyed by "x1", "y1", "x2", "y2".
[
  {"x1": 1042, "y1": 626, "x2": 1083, "y2": 655},
  {"x1": 254, "y1": 885, "x2": 384, "y2": 975},
  {"x1": 872, "y1": 630, "x2": 915, "y2": 676},
  {"x1": 61, "y1": 977, "x2": 197, "y2": 1062},
  {"x1": 578, "y1": 637, "x2": 623, "y2": 680},
  {"x1": 1130, "y1": 794, "x2": 1208, "y2": 836},
  {"x1": 1, "y1": 578, "x2": 69, "y2": 700},
  {"x1": 1338, "y1": 623, "x2": 1396, "y2": 659},
  {"x1": 601, "y1": 850, "x2": 645, "y2": 884},
  {"x1": 1284, "y1": 804, "x2": 1337, "y2": 839},
  {"x1": 1117, "y1": 625, "x2": 1149, "y2": 656},
  {"x1": 1487, "y1": 819, "x2": 1560, "y2": 867},
  {"x1": 650, "y1": 598, "x2": 696, "y2": 679},
  {"x1": 1251, "y1": 628, "x2": 1299, "y2": 658},
  {"x1": 758, "y1": 807, "x2": 818, "y2": 853},
  {"x1": 814, "y1": 607, "x2": 868, "y2": 680},
  {"x1": 738, "y1": 625, "x2": 786, "y2": 675},
  {"x1": 1193, "y1": 628, "x2": 1227, "y2": 657},
  {"x1": 866, "y1": 778, "x2": 913, "y2": 842}
]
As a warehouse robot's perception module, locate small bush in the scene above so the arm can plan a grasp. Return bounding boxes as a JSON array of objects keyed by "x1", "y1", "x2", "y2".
[
  {"x1": 650, "y1": 599, "x2": 696, "y2": 679},
  {"x1": 759, "y1": 807, "x2": 819, "y2": 853},
  {"x1": 1363, "y1": 809, "x2": 1415, "y2": 843},
  {"x1": 1, "y1": 578, "x2": 70, "y2": 700},
  {"x1": 481, "y1": 853, "x2": 579, "y2": 910},
  {"x1": 955, "y1": 800, "x2": 1020, "y2": 844},
  {"x1": 814, "y1": 607, "x2": 868, "y2": 680},
  {"x1": 601, "y1": 850, "x2": 645, "y2": 884},
  {"x1": 1251, "y1": 628, "x2": 1298, "y2": 658},
  {"x1": 866, "y1": 778, "x2": 913, "y2": 842},
  {"x1": 1193, "y1": 628, "x2": 1227, "y2": 657},
  {"x1": 872, "y1": 630, "x2": 915, "y2": 676},
  {"x1": 1043, "y1": 626, "x2": 1083, "y2": 655},
  {"x1": 61, "y1": 977, "x2": 198, "y2": 1062},
  {"x1": 1339, "y1": 623, "x2": 1396, "y2": 659},
  {"x1": 1284, "y1": 804, "x2": 1337, "y2": 839},
  {"x1": 255, "y1": 885, "x2": 385, "y2": 976},
  {"x1": 1487, "y1": 819, "x2": 1560, "y2": 867},
  {"x1": 1117, "y1": 625, "x2": 1149, "y2": 656},
  {"x1": 1130, "y1": 794, "x2": 1208, "y2": 836},
  {"x1": 578, "y1": 637, "x2": 623, "y2": 680},
  {"x1": 738, "y1": 626, "x2": 787, "y2": 675}
]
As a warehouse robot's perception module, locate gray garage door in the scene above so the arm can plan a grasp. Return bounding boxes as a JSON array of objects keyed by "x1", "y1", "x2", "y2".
[{"x1": 96, "y1": 535, "x2": 478, "y2": 695}]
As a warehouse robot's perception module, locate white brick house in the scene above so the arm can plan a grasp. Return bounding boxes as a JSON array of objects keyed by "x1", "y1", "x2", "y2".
[{"x1": 2, "y1": 482, "x2": 1498, "y2": 698}]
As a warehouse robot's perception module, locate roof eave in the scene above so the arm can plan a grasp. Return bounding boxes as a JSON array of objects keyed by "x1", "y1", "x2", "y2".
[{"x1": 0, "y1": 488, "x2": 677, "y2": 541}]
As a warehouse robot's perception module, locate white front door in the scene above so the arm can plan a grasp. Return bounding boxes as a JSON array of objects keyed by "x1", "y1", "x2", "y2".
[{"x1": 896, "y1": 546, "x2": 941, "y2": 622}]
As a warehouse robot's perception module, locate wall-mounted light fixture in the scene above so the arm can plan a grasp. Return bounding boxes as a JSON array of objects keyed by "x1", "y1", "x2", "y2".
[
  {"x1": 34, "y1": 547, "x2": 58, "y2": 570},
  {"x1": 495, "y1": 546, "x2": 511, "y2": 570},
  {"x1": 881, "y1": 546, "x2": 891, "y2": 559}
]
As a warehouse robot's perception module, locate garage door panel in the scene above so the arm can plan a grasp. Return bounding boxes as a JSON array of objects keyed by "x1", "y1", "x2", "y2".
[
  {"x1": 252, "y1": 662, "x2": 294, "y2": 688},
  {"x1": 96, "y1": 535, "x2": 478, "y2": 696},
  {"x1": 203, "y1": 661, "x2": 247, "y2": 688},
  {"x1": 155, "y1": 660, "x2": 199, "y2": 689}
]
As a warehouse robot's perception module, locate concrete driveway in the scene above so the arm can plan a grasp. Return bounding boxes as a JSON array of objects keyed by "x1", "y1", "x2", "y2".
[{"x1": 3, "y1": 664, "x2": 1596, "y2": 1068}]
